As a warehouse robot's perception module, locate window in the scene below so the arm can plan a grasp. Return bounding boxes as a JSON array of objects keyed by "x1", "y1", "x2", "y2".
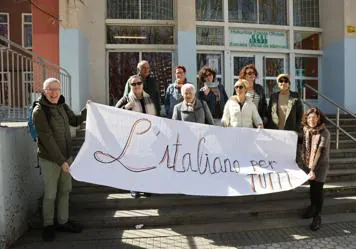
[
  {"x1": 107, "y1": 0, "x2": 173, "y2": 20},
  {"x1": 0, "y1": 71, "x2": 9, "y2": 105},
  {"x1": 108, "y1": 52, "x2": 172, "y2": 105},
  {"x1": 228, "y1": 0, "x2": 287, "y2": 25},
  {"x1": 295, "y1": 56, "x2": 319, "y2": 99},
  {"x1": 259, "y1": 0, "x2": 287, "y2": 25},
  {"x1": 294, "y1": 0, "x2": 319, "y2": 27},
  {"x1": 0, "y1": 13, "x2": 9, "y2": 39},
  {"x1": 196, "y1": 26, "x2": 224, "y2": 46},
  {"x1": 294, "y1": 31, "x2": 320, "y2": 50},
  {"x1": 196, "y1": 0, "x2": 223, "y2": 22},
  {"x1": 22, "y1": 14, "x2": 32, "y2": 49},
  {"x1": 228, "y1": 0, "x2": 257, "y2": 23},
  {"x1": 197, "y1": 53, "x2": 223, "y2": 87},
  {"x1": 107, "y1": 25, "x2": 174, "y2": 44},
  {"x1": 23, "y1": 72, "x2": 33, "y2": 104}
]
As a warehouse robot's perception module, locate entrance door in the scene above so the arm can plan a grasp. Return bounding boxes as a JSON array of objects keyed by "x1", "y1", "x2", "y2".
[
  {"x1": 231, "y1": 53, "x2": 288, "y2": 98},
  {"x1": 107, "y1": 51, "x2": 173, "y2": 106}
]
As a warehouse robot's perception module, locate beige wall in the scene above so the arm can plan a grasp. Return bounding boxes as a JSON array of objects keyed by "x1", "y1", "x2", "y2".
[
  {"x1": 60, "y1": 0, "x2": 106, "y2": 104},
  {"x1": 320, "y1": 0, "x2": 345, "y2": 48},
  {"x1": 345, "y1": 0, "x2": 356, "y2": 38}
]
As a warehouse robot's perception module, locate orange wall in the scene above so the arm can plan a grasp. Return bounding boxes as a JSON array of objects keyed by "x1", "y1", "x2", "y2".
[{"x1": 32, "y1": 0, "x2": 59, "y2": 65}]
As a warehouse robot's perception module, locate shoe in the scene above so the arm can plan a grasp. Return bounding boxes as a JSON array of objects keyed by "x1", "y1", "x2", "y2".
[
  {"x1": 143, "y1": 192, "x2": 151, "y2": 197},
  {"x1": 131, "y1": 191, "x2": 140, "y2": 199},
  {"x1": 57, "y1": 220, "x2": 82, "y2": 233},
  {"x1": 310, "y1": 215, "x2": 321, "y2": 231},
  {"x1": 301, "y1": 205, "x2": 316, "y2": 219},
  {"x1": 42, "y1": 225, "x2": 55, "y2": 242}
]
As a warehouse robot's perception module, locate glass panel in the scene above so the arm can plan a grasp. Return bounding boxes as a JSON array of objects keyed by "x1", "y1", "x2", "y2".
[
  {"x1": 196, "y1": 26, "x2": 224, "y2": 46},
  {"x1": 107, "y1": 0, "x2": 139, "y2": 19},
  {"x1": 232, "y1": 56, "x2": 255, "y2": 87},
  {"x1": 294, "y1": 31, "x2": 320, "y2": 50},
  {"x1": 141, "y1": 0, "x2": 173, "y2": 20},
  {"x1": 294, "y1": 0, "x2": 320, "y2": 27},
  {"x1": 0, "y1": 24, "x2": 8, "y2": 38},
  {"x1": 0, "y1": 72, "x2": 9, "y2": 105},
  {"x1": 108, "y1": 52, "x2": 139, "y2": 106},
  {"x1": 0, "y1": 14, "x2": 8, "y2": 23},
  {"x1": 259, "y1": 0, "x2": 287, "y2": 25},
  {"x1": 142, "y1": 52, "x2": 172, "y2": 104},
  {"x1": 24, "y1": 15, "x2": 32, "y2": 23},
  {"x1": 107, "y1": 26, "x2": 174, "y2": 44},
  {"x1": 296, "y1": 79, "x2": 318, "y2": 99},
  {"x1": 229, "y1": 0, "x2": 257, "y2": 23},
  {"x1": 24, "y1": 24, "x2": 32, "y2": 48},
  {"x1": 263, "y1": 57, "x2": 284, "y2": 96},
  {"x1": 295, "y1": 57, "x2": 318, "y2": 77},
  {"x1": 196, "y1": 0, "x2": 223, "y2": 22},
  {"x1": 197, "y1": 54, "x2": 222, "y2": 75}
]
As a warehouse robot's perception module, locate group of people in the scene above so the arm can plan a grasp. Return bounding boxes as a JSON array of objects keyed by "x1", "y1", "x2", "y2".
[{"x1": 32, "y1": 60, "x2": 330, "y2": 242}]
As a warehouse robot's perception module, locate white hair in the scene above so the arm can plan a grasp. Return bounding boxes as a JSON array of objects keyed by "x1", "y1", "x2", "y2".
[
  {"x1": 43, "y1": 78, "x2": 60, "y2": 90},
  {"x1": 137, "y1": 60, "x2": 149, "y2": 71},
  {"x1": 181, "y1": 83, "x2": 196, "y2": 95}
]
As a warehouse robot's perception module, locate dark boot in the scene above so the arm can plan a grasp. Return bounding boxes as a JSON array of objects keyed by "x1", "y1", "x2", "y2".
[
  {"x1": 301, "y1": 205, "x2": 316, "y2": 219},
  {"x1": 57, "y1": 220, "x2": 82, "y2": 233},
  {"x1": 310, "y1": 215, "x2": 321, "y2": 231},
  {"x1": 42, "y1": 225, "x2": 55, "y2": 242}
]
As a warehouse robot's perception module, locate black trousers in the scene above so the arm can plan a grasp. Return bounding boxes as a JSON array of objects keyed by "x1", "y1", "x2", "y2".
[{"x1": 309, "y1": 180, "x2": 324, "y2": 216}]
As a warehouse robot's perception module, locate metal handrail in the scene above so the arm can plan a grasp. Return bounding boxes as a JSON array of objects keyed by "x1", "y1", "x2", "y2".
[
  {"x1": 0, "y1": 35, "x2": 71, "y2": 76},
  {"x1": 302, "y1": 83, "x2": 356, "y2": 149}
]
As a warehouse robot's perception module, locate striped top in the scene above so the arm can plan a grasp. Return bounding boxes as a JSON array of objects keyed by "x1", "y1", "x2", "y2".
[{"x1": 246, "y1": 90, "x2": 261, "y2": 109}]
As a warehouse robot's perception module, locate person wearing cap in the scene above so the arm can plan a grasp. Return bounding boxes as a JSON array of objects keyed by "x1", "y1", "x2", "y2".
[
  {"x1": 221, "y1": 79, "x2": 263, "y2": 128},
  {"x1": 267, "y1": 73, "x2": 303, "y2": 132}
]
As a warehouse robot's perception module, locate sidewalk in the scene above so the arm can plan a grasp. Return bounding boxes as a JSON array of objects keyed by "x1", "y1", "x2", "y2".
[{"x1": 12, "y1": 213, "x2": 356, "y2": 249}]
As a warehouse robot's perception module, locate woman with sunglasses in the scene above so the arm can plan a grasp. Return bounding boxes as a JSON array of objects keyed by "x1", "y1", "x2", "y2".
[
  {"x1": 197, "y1": 66, "x2": 228, "y2": 124},
  {"x1": 300, "y1": 107, "x2": 330, "y2": 231},
  {"x1": 267, "y1": 74, "x2": 303, "y2": 133},
  {"x1": 221, "y1": 79, "x2": 263, "y2": 128},
  {"x1": 239, "y1": 64, "x2": 268, "y2": 126},
  {"x1": 115, "y1": 75, "x2": 157, "y2": 199}
]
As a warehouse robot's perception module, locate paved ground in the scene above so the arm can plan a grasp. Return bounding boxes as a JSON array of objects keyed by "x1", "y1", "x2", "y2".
[{"x1": 11, "y1": 213, "x2": 356, "y2": 249}]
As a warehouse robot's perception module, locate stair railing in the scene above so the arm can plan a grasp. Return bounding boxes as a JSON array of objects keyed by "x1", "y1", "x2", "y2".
[
  {"x1": 0, "y1": 35, "x2": 71, "y2": 122},
  {"x1": 302, "y1": 83, "x2": 356, "y2": 149}
]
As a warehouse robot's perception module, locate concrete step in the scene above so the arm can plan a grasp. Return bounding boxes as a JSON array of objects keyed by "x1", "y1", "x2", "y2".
[
  {"x1": 326, "y1": 118, "x2": 356, "y2": 126},
  {"x1": 327, "y1": 169, "x2": 356, "y2": 182},
  {"x1": 329, "y1": 157, "x2": 356, "y2": 168},
  {"x1": 330, "y1": 139, "x2": 356, "y2": 149},
  {"x1": 69, "y1": 181, "x2": 356, "y2": 211},
  {"x1": 331, "y1": 148, "x2": 356, "y2": 158},
  {"x1": 29, "y1": 195, "x2": 356, "y2": 229},
  {"x1": 326, "y1": 124, "x2": 356, "y2": 133}
]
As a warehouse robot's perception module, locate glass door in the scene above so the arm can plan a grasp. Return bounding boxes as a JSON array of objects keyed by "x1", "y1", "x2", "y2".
[
  {"x1": 230, "y1": 53, "x2": 255, "y2": 96},
  {"x1": 262, "y1": 54, "x2": 288, "y2": 98}
]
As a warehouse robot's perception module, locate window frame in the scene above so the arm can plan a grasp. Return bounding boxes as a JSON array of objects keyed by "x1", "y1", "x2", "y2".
[
  {"x1": 0, "y1": 13, "x2": 10, "y2": 42},
  {"x1": 295, "y1": 55, "x2": 320, "y2": 100},
  {"x1": 22, "y1": 13, "x2": 32, "y2": 49}
]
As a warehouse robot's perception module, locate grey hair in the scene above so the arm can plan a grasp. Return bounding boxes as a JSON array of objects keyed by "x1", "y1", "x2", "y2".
[
  {"x1": 181, "y1": 83, "x2": 196, "y2": 95},
  {"x1": 43, "y1": 78, "x2": 60, "y2": 89},
  {"x1": 137, "y1": 60, "x2": 149, "y2": 71}
]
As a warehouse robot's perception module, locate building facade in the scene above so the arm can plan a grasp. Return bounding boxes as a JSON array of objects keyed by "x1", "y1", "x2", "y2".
[{"x1": 2, "y1": 0, "x2": 356, "y2": 113}]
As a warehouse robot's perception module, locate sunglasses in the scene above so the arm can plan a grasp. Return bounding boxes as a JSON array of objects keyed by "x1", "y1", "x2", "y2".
[
  {"x1": 246, "y1": 71, "x2": 255, "y2": 76},
  {"x1": 278, "y1": 79, "x2": 289, "y2": 83},
  {"x1": 130, "y1": 81, "x2": 143, "y2": 87},
  {"x1": 235, "y1": 85, "x2": 245, "y2": 89}
]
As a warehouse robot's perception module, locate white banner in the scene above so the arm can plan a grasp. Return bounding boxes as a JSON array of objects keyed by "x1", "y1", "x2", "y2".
[{"x1": 70, "y1": 102, "x2": 308, "y2": 196}]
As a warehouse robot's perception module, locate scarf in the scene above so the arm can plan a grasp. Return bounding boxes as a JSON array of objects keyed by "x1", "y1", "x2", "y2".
[
  {"x1": 128, "y1": 91, "x2": 157, "y2": 116},
  {"x1": 301, "y1": 123, "x2": 326, "y2": 168},
  {"x1": 183, "y1": 98, "x2": 196, "y2": 112},
  {"x1": 205, "y1": 82, "x2": 221, "y2": 102}
]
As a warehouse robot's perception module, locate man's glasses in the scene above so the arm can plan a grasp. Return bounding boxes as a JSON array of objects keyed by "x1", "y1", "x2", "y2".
[
  {"x1": 235, "y1": 85, "x2": 245, "y2": 89},
  {"x1": 130, "y1": 81, "x2": 143, "y2": 87},
  {"x1": 45, "y1": 88, "x2": 61, "y2": 93},
  {"x1": 278, "y1": 79, "x2": 289, "y2": 83}
]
